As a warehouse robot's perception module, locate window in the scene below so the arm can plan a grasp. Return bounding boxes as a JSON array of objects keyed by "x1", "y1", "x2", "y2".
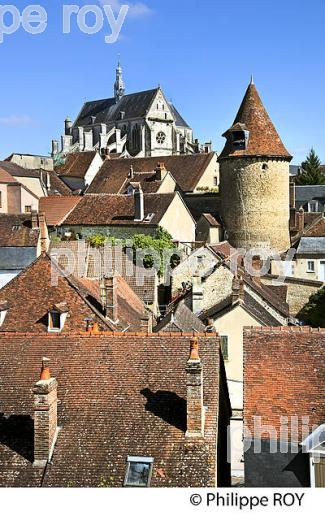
[
  {"x1": 262, "y1": 163, "x2": 268, "y2": 171},
  {"x1": 48, "y1": 310, "x2": 61, "y2": 331},
  {"x1": 220, "y1": 336, "x2": 229, "y2": 361},
  {"x1": 231, "y1": 131, "x2": 247, "y2": 150},
  {"x1": 307, "y1": 261, "x2": 315, "y2": 273},
  {"x1": 124, "y1": 456, "x2": 153, "y2": 487},
  {"x1": 213, "y1": 176, "x2": 218, "y2": 186},
  {"x1": 24, "y1": 206, "x2": 32, "y2": 213},
  {"x1": 156, "y1": 131, "x2": 166, "y2": 145},
  {"x1": 308, "y1": 201, "x2": 319, "y2": 212}
]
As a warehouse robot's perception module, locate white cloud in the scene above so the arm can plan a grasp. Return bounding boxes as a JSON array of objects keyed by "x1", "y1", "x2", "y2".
[
  {"x1": 99, "y1": 0, "x2": 152, "y2": 18},
  {"x1": 0, "y1": 115, "x2": 34, "y2": 127}
]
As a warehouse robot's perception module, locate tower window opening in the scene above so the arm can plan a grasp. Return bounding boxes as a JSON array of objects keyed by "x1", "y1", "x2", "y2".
[
  {"x1": 262, "y1": 163, "x2": 268, "y2": 171},
  {"x1": 231, "y1": 130, "x2": 247, "y2": 150}
]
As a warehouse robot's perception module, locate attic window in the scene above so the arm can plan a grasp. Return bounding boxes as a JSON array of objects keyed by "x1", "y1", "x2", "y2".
[
  {"x1": 308, "y1": 201, "x2": 319, "y2": 212},
  {"x1": 124, "y1": 456, "x2": 154, "y2": 487},
  {"x1": 12, "y1": 225, "x2": 21, "y2": 231},
  {"x1": 231, "y1": 131, "x2": 247, "y2": 150},
  {"x1": 48, "y1": 303, "x2": 69, "y2": 332}
]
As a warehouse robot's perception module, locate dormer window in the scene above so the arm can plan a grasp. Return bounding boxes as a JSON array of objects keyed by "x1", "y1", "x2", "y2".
[
  {"x1": 124, "y1": 456, "x2": 154, "y2": 487},
  {"x1": 231, "y1": 130, "x2": 248, "y2": 150},
  {"x1": 48, "y1": 303, "x2": 69, "y2": 332}
]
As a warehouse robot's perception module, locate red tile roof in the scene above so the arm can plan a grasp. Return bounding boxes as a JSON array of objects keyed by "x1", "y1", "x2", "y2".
[
  {"x1": 0, "y1": 214, "x2": 39, "y2": 247},
  {"x1": 244, "y1": 327, "x2": 325, "y2": 440},
  {"x1": 0, "y1": 332, "x2": 228, "y2": 487},
  {"x1": 87, "y1": 153, "x2": 216, "y2": 193},
  {"x1": 0, "y1": 167, "x2": 18, "y2": 184},
  {"x1": 55, "y1": 151, "x2": 98, "y2": 179},
  {"x1": 219, "y1": 82, "x2": 292, "y2": 160},
  {"x1": 39, "y1": 196, "x2": 82, "y2": 226},
  {"x1": 63, "y1": 193, "x2": 175, "y2": 226},
  {"x1": 0, "y1": 254, "x2": 146, "y2": 333}
]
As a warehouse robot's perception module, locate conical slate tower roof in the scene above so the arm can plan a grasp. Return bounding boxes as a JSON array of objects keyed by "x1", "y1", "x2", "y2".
[{"x1": 219, "y1": 81, "x2": 291, "y2": 159}]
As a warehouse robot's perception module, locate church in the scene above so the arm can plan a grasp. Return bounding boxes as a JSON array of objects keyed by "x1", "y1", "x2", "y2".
[{"x1": 52, "y1": 62, "x2": 209, "y2": 159}]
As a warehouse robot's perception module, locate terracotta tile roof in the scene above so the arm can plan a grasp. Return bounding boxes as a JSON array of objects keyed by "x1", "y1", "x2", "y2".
[
  {"x1": 55, "y1": 151, "x2": 98, "y2": 178},
  {"x1": 0, "y1": 167, "x2": 18, "y2": 184},
  {"x1": 87, "y1": 153, "x2": 216, "y2": 193},
  {"x1": 39, "y1": 196, "x2": 82, "y2": 226},
  {"x1": 244, "y1": 327, "x2": 325, "y2": 440},
  {"x1": 0, "y1": 161, "x2": 72, "y2": 196},
  {"x1": 201, "y1": 213, "x2": 221, "y2": 227},
  {"x1": 303, "y1": 215, "x2": 325, "y2": 237},
  {"x1": 219, "y1": 82, "x2": 292, "y2": 160},
  {"x1": 63, "y1": 193, "x2": 175, "y2": 226},
  {"x1": 0, "y1": 214, "x2": 39, "y2": 247},
  {"x1": 0, "y1": 253, "x2": 147, "y2": 333},
  {"x1": 0, "y1": 332, "x2": 227, "y2": 487},
  {"x1": 49, "y1": 241, "x2": 158, "y2": 305}
]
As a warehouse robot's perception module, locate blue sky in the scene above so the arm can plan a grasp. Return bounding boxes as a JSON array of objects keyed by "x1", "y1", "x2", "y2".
[{"x1": 0, "y1": 0, "x2": 324, "y2": 163}]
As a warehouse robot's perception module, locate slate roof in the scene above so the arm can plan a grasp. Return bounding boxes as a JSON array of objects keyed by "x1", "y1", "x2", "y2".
[
  {"x1": 55, "y1": 151, "x2": 98, "y2": 179},
  {"x1": 0, "y1": 214, "x2": 39, "y2": 247},
  {"x1": 219, "y1": 82, "x2": 291, "y2": 159},
  {"x1": 0, "y1": 253, "x2": 147, "y2": 333},
  {"x1": 74, "y1": 88, "x2": 190, "y2": 129},
  {"x1": 0, "y1": 332, "x2": 225, "y2": 487},
  {"x1": 295, "y1": 185, "x2": 325, "y2": 209},
  {"x1": 201, "y1": 290, "x2": 284, "y2": 327},
  {"x1": 39, "y1": 196, "x2": 82, "y2": 226},
  {"x1": 63, "y1": 193, "x2": 176, "y2": 226},
  {"x1": 87, "y1": 153, "x2": 216, "y2": 194},
  {"x1": 154, "y1": 300, "x2": 206, "y2": 333},
  {"x1": 296, "y1": 237, "x2": 325, "y2": 254}
]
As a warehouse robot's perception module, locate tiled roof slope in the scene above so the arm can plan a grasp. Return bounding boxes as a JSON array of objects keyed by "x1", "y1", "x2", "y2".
[
  {"x1": 55, "y1": 151, "x2": 97, "y2": 178},
  {"x1": 0, "y1": 254, "x2": 146, "y2": 332},
  {"x1": 87, "y1": 153, "x2": 215, "y2": 194},
  {"x1": 0, "y1": 333, "x2": 226, "y2": 487},
  {"x1": 0, "y1": 162, "x2": 71, "y2": 196},
  {"x1": 0, "y1": 167, "x2": 18, "y2": 184},
  {"x1": 39, "y1": 196, "x2": 82, "y2": 226},
  {"x1": 50, "y1": 241, "x2": 157, "y2": 305},
  {"x1": 154, "y1": 300, "x2": 206, "y2": 333},
  {"x1": 219, "y1": 82, "x2": 291, "y2": 160},
  {"x1": 0, "y1": 214, "x2": 39, "y2": 247},
  {"x1": 63, "y1": 193, "x2": 175, "y2": 226},
  {"x1": 244, "y1": 327, "x2": 325, "y2": 439}
]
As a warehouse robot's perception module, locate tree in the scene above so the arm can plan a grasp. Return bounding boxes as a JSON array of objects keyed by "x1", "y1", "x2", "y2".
[
  {"x1": 297, "y1": 286, "x2": 325, "y2": 327},
  {"x1": 296, "y1": 148, "x2": 325, "y2": 185}
]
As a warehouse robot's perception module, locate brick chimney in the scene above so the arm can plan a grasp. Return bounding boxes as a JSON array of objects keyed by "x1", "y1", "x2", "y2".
[
  {"x1": 33, "y1": 358, "x2": 58, "y2": 467},
  {"x1": 155, "y1": 162, "x2": 167, "y2": 181},
  {"x1": 186, "y1": 338, "x2": 204, "y2": 438},
  {"x1": 31, "y1": 210, "x2": 38, "y2": 230},
  {"x1": 101, "y1": 274, "x2": 118, "y2": 322},
  {"x1": 232, "y1": 275, "x2": 244, "y2": 304},
  {"x1": 192, "y1": 270, "x2": 204, "y2": 315},
  {"x1": 134, "y1": 184, "x2": 144, "y2": 221},
  {"x1": 298, "y1": 207, "x2": 305, "y2": 234},
  {"x1": 38, "y1": 212, "x2": 49, "y2": 253}
]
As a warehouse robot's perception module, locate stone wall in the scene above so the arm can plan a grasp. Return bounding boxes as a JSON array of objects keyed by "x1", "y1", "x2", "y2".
[{"x1": 220, "y1": 157, "x2": 290, "y2": 252}]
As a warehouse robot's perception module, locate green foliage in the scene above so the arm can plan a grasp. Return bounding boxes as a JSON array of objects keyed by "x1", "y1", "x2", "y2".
[
  {"x1": 297, "y1": 286, "x2": 325, "y2": 327},
  {"x1": 196, "y1": 186, "x2": 219, "y2": 193},
  {"x1": 296, "y1": 148, "x2": 325, "y2": 185},
  {"x1": 51, "y1": 235, "x2": 62, "y2": 243},
  {"x1": 86, "y1": 234, "x2": 107, "y2": 249}
]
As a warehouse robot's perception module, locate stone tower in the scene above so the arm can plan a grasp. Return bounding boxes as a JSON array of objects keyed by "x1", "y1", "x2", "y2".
[
  {"x1": 114, "y1": 60, "x2": 125, "y2": 102},
  {"x1": 219, "y1": 79, "x2": 292, "y2": 253}
]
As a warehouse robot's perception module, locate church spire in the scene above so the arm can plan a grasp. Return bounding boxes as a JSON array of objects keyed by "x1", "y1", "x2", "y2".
[{"x1": 114, "y1": 60, "x2": 125, "y2": 102}]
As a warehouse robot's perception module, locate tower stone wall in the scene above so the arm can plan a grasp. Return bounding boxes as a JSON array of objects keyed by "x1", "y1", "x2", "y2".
[{"x1": 220, "y1": 157, "x2": 290, "y2": 252}]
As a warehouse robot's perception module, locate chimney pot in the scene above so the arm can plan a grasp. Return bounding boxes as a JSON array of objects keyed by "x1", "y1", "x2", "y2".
[{"x1": 134, "y1": 185, "x2": 144, "y2": 221}]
